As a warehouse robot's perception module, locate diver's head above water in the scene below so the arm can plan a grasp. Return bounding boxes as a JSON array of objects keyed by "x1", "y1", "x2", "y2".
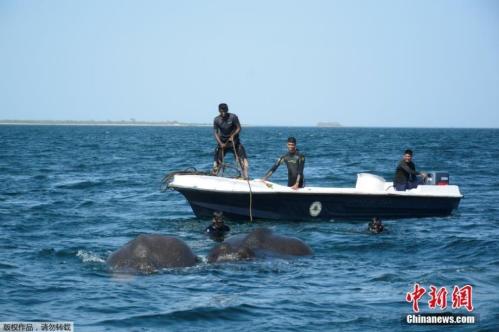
[
  {"x1": 369, "y1": 217, "x2": 384, "y2": 234},
  {"x1": 212, "y1": 211, "x2": 225, "y2": 228}
]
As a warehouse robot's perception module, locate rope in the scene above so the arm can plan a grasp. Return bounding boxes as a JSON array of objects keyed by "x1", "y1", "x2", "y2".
[
  {"x1": 160, "y1": 167, "x2": 209, "y2": 192},
  {"x1": 247, "y1": 179, "x2": 253, "y2": 222},
  {"x1": 231, "y1": 141, "x2": 253, "y2": 222},
  {"x1": 163, "y1": 140, "x2": 254, "y2": 222},
  {"x1": 219, "y1": 144, "x2": 225, "y2": 176},
  {"x1": 215, "y1": 146, "x2": 242, "y2": 178}
]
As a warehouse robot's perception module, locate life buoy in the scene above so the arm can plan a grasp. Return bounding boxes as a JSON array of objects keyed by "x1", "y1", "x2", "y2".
[{"x1": 309, "y1": 201, "x2": 322, "y2": 217}]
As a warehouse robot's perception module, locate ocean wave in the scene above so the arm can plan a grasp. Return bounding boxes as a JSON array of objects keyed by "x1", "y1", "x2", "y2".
[
  {"x1": 0, "y1": 262, "x2": 17, "y2": 269},
  {"x1": 368, "y1": 273, "x2": 405, "y2": 283},
  {"x1": 93, "y1": 303, "x2": 261, "y2": 326},
  {"x1": 76, "y1": 250, "x2": 106, "y2": 263},
  {"x1": 77, "y1": 200, "x2": 95, "y2": 208},
  {"x1": 2, "y1": 191, "x2": 23, "y2": 197},
  {"x1": 37, "y1": 248, "x2": 106, "y2": 263},
  {"x1": 38, "y1": 248, "x2": 57, "y2": 257},
  {"x1": 328, "y1": 240, "x2": 399, "y2": 253},
  {"x1": 28, "y1": 202, "x2": 56, "y2": 211},
  {"x1": 37, "y1": 248, "x2": 82, "y2": 259},
  {"x1": 442, "y1": 237, "x2": 496, "y2": 252},
  {"x1": 54, "y1": 180, "x2": 104, "y2": 189}
]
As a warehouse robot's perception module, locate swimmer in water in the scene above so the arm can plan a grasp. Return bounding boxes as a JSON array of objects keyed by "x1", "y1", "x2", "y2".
[
  {"x1": 368, "y1": 217, "x2": 384, "y2": 234},
  {"x1": 205, "y1": 211, "x2": 230, "y2": 242}
]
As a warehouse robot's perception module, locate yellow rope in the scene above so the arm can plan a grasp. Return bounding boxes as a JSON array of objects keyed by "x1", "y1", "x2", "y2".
[{"x1": 231, "y1": 141, "x2": 253, "y2": 222}]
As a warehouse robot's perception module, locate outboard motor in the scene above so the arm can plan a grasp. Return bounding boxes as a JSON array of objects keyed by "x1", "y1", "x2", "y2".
[{"x1": 425, "y1": 171, "x2": 450, "y2": 185}]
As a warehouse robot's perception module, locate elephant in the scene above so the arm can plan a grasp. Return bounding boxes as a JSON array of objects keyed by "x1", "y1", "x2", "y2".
[
  {"x1": 207, "y1": 227, "x2": 313, "y2": 263},
  {"x1": 107, "y1": 234, "x2": 198, "y2": 273}
]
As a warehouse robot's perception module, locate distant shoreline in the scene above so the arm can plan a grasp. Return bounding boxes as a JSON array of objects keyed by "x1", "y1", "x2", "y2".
[
  {"x1": 0, "y1": 119, "x2": 341, "y2": 127},
  {"x1": 0, "y1": 120, "x2": 210, "y2": 127}
]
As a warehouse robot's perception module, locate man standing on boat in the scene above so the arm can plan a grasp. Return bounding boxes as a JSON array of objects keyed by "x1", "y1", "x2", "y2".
[
  {"x1": 212, "y1": 103, "x2": 249, "y2": 179},
  {"x1": 393, "y1": 149, "x2": 427, "y2": 191},
  {"x1": 262, "y1": 137, "x2": 305, "y2": 190}
]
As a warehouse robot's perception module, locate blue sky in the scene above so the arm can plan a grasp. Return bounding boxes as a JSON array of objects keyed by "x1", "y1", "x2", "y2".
[{"x1": 1, "y1": 0, "x2": 498, "y2": 127}]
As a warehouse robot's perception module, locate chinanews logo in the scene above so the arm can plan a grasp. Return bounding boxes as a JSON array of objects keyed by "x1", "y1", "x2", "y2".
[{"x1": 404, "y1": 284, "x2": 477, "y2": 325}]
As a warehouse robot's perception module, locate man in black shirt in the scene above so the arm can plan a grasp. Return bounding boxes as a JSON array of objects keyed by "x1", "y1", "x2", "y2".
[
  {"x1": 212, "y1": 103, "x2": 249, "y2": 179},
  {"x1": 262, "y1": 137, "x2": 305, "y2": 190},
  {"x1": 393, "y1": 149, "x2": 426, "y2": 191},
  {"x1": 205, "y1": 211, "x2": 230, "y2": 242}
]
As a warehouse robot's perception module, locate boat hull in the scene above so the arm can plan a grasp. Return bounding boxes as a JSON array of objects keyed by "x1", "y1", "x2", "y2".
[{"x1": 175, "y1": 187, "x2": 461, "y2": 221}]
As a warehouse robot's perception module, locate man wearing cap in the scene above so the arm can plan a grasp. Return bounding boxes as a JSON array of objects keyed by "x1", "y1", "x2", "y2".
[
  {"x1": 205, "y1": 211, "x2": 230, "y2": 241},
  {"x1": 262, "y1": 137, "x2": 305, "y2": 190},
  {"x1": 393, "y1": 149, "x2": 427, "y2": 191},
  {"x1": 212, "y1": 103, "x2": 249, "y2": 179}
]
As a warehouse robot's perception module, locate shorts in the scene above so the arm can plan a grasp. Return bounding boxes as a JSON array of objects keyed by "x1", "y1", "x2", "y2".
[{"x1": 214, "y1": 141, "x2": 247, "y2": 164}]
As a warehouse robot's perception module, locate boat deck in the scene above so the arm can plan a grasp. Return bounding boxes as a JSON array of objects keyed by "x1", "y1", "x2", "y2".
[{"x1": 170, "y1": 174, "x2": 463, "y2": 198}]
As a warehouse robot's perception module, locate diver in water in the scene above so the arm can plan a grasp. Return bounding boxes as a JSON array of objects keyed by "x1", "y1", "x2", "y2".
[
  {"x1": 368, "y1": 217, "x2": 384, "y2": 234},
  {"x1": 205, "y1": 211, "x2": 230, "y2": 241},
  {"x1": 212, "y1": 103, "x2": 249, "y2": 179},
  {"x1": 393, "y1": 149, "x2": 427, "y2": 191},
  {"x1": 262, "y1": 137, "x2": 305, "y2": 190}
]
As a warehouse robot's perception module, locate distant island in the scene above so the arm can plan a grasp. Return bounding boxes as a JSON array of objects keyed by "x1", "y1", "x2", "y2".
[
  {"x1": 317, "y1": 122, "x2": 342, "y2": 127},
  {"x1": 0, "y1": 119, "x2": 210, "y2": 126}
]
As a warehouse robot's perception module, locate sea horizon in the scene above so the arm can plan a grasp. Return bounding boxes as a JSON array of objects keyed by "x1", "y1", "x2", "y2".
[{"x1": 0, "y1": 119, "x2": 497, "y2": 129}]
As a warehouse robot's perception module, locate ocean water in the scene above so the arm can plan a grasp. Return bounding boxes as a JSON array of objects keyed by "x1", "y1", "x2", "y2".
[{"x1": 0, "y1": 125, "x2": 498, "y2": 331}]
